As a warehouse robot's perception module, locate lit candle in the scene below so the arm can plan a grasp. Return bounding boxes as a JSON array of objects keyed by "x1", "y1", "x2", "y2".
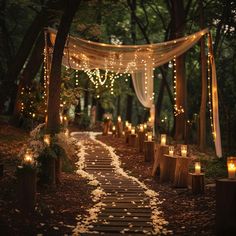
[
  {"x1": 195, "y1": 162, "x2": 201, "y2": 174},
  {"x1": 23, "y1": 149, "x2": 33, "y2": 165},
  {"x1": 112, "y1": 125, "x2": 116, "y2": 131},
  {"x1": 169, "y1": 146, "x2": 174, "y2": 156},
  {"x1": 148, "y1": 117, "x2": 152, "y2": 122},
  {"x1": 147, "y1": 132, "x2": 152, "y2": 142},
  {"x1": 118, "y1": 116, "x2": 121, "y2": 122},
  {"x1": 128, "y1": 124, "x2": 132, "y2": 131},
  {"x1": 64, "y1": 116, "x2": 67, "y2": 121},
  {"x1": 60, "y1": 114, "x2": 63, "y2": 123},
  {"x1": 139, "y1": 124, "x2": 144, "y2": 132},
  {"x1": 228, "y1": 162, "x2": 236, "y2": 179},
  {"x1": 125, "y1": 121, "x2": 129, "y2": 127},
  {"x1": 160, "y1": 134, "x2": 166, "y2": 146},
  {"x1": 143, "y1": 123, "x2": 147, "y2": 129},
  {"x1": 131, "y1": 128, "x2": 135, "y2": 135},
  {"x1": 44, "y1": 134, "x2": 51, "y2": 146},
  {"x1": 181, "y1": 145, "x2": 187, "y2": 157}
]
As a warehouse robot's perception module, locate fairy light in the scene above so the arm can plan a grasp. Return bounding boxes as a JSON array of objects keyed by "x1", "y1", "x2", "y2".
[
  {"x1": 173, "y1": 56, "x2": 184, "y2": 116},
  {"x1": 207, "y1": 34, "x2": 215, "y2": 140}
]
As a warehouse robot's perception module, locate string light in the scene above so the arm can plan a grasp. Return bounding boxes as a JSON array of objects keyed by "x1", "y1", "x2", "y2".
[{"x1": 172, "y1": 56, "x2": 184, "y2": 116}]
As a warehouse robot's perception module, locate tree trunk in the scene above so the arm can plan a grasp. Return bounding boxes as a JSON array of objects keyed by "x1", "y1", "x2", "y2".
[
  {"x1": 46, "y1": 0, "x2": 80, "y2": 134},
  {"x1": 170, "y1": 0, "x2": 187, "y2": 141},
  {"x1": 199, "y1": 0, "x2": 207, "y2": 150},
  {"x1": 126, "y1": 0, "x2": 136, "y2": 123},
  {"x1": 13, "y1": 32, "x2": 45, "y2": 119}
]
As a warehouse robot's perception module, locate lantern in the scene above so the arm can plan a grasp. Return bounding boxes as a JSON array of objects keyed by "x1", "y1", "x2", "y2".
[
  {"x1": 160, "y1": 134, "x2": 166, "y2": 146},
  {"x1": 181, "y1": 145, "x2": 187, "y2": 157}
]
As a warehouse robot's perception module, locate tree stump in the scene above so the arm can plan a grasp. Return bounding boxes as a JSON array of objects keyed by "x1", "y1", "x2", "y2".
[
  {"x1": 144, "y1": 141, "x2": 155, "y2": 162},
  {"x1": 189, "y1": 173, "x2": 205, "y2": 194},
  {"x1": 103, "y1": 120, "x2": 111, "y2": 135},
  {"x1": 116, "y1": 122, "x2": 123, "y2": 138},
  {"x1": 0, "y1": 164, "x2": 3, "y2": 177},
  {"x1": 216, "y1": 179, "x2": 236, "y2": 235},
  {"x1": 125, "y1": 131, "x2": 131, "y2": 144},
  {"x1": 138, "y1": 131, "x2": 145, "y2": 152},
  {"x1": 39, "y1": 156, "x2": 56, "y2": 185},
  {"x1": 17, "y1": 166, "x2": 36, "y2": 212},
  {"x1": 129, "y1": 134, "x2": 137, "y2": 147},
  {"x1": 160, "y1": 154, "x2": 177, "y2": 183},
  {"x1": 173, "y1": 157, "x2": 191, "y2": 187},
  {"x1": 152, "y1": 144, "x2": 169, "y2": 177}
]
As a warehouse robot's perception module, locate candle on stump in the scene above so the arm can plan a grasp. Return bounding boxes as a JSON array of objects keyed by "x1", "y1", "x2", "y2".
[
  {"x1": 147, "y1": 132, "x2": 152, "y2": 142},
  {"x1": 43, "y1": 134, "x2": 51, "y2": 146},
  {"x1": 131, "y1": 128, "x2": 135, "y2": 135},
  {"x1": 195, "y1": 162, "x2": 201, "y2": 174},
  {"x1": 160, "y1": 134, "x2": 167, "y2": 146},
  {"x1": 23, "y1": 149, "x2": 33, "y2": 165},
  {"x1": 227, "y1": 157, "x2": 236, "y2": 179},
  {"x1": 139, "y1": 124, "x2": 144, "y2": 132},
  {"x1": 181, "y1": 145, "x2": 187, "y2": 157},
  {"x1": 169, "y1": 146, "x2": 174, "y2": 156}
]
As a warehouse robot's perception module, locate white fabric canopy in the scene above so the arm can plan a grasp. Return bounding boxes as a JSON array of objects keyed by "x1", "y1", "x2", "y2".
[{"x1": 46, "y1": 27, "x2": 222, "y2": 157}]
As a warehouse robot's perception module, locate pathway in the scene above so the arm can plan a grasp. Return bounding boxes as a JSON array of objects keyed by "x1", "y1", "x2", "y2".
[{"x1": 71, "y1": 132, "x2": 171, "y2": 235}]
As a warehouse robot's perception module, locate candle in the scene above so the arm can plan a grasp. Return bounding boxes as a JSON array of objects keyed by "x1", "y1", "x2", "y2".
[
  {"x1": 125, "y1": 121, "x2": 129, "y2": 127},
  {"x1": 128, "y1": 124, "x2": 132, "y2": 131},
  {"x1": 169, "y1": 146, "x2": 174, "y2": 156},
  {"x1": 227, "y1": 162, "x2": 236, "y2": 179},
  {"x1": 148, "y1": 117, "x2": 152, "y2": 122},
  {"x1": 227, "y1": 157, "x2": 236, "y2": 179},
  {"x1": 143, "y1": 123, "x2": 147, "y2": 129},
  {"x1": 112, "y1": 125, "x2": 116, "y2": 131},
  {"x1": 131, "y1": 128, "x2": 135, "y2": 135},
  {"x1": 160, "y1": 134, "x2": 166, "y2": 146},
  {"x1": 64, "y1": 116, "x2": 67, "y2": 121},
  {"x1": 118, "y1": 116, "x2": 121, "y2": 122},
  {"x1": 147, "y1": 132, "x2": 152, "y2": 142},
  {"x1": 139, "y1": 124, "x2": 144, "y2": 132},
  {"x1": 44, "y1": 134, "x2": 51, "y2": 146},
  {"x1": 195, "y1": 162, "x2": 201, "y2": 174},
  {"x1": 60, "y1": 114, "x2": 63, "y2": 123},
  {"x1": 181, "y1": 145, "x2": 187, "y2": 157},
  {"x1": 23, "y1": 149, "x2": 33, "y2": 165}
]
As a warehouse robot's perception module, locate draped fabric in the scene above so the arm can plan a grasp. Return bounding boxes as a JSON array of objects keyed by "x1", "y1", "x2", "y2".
[{"x1": 46, "y1": 27, "x2": 222, "y2": 157}]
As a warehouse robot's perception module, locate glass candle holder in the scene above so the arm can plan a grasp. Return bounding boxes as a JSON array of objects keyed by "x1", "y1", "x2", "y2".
[
  {"x1": 139, "y1": 124, "x2": 144, "y2": 132},
  {"x1": 147, "y1": 132, "x2": 152, "y2": 142},
  {"x1": 143, "y1": 123, "x2": 147, "y2": 129},
  {"x1": 23, "y1": 148, "x2": 33, "y2": 165},
  {"x1": 195, "y1": 162, "x2": 201, "y2": 174},
  {"x1": 181, "y1": 145, "x2": 187, "y2": 157},
  {"x1": 131, "y1": 128, "x2": 135, "y2": 135},
  {"x1": 118, "y1": 116, "x2": 121, "y2": 122},
  {"x1": 227, "y1": 157, "x2": 236, "y2": 179},
  {"x1": 160, "y1": 134, "x2": 167, "y2": 146},
  {"x1": 169, "y1": 146, "x2": 174, "y2": 156}
]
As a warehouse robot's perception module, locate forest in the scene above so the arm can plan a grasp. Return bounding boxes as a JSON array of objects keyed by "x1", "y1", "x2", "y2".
[{"x1": 0, "y1": 0, "x2": 236, "y2": 235}]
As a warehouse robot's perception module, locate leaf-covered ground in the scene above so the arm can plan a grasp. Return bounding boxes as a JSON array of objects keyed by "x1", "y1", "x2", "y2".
[{"x1": 0, "y1": 122, "x2": 94, "y2": 235}]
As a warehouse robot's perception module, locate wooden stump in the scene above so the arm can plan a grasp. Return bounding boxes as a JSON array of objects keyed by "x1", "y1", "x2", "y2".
[
  {"x1": 39, "y1": 156, "x2": 56, "y2": 185},
  {"x1": 116, "y1": 122, "x2": 123, "y2": 138},
  {"x1": 125, "y1": 131, "x2": 131, "y2": 144},
  {"x1": 103, "y1": 120, "x2": 111, "y2": 135},
  {"x1": 152, "y1": 144, "x2": 169, "y2": 177},
  {"x1": 144, "y1": 141, "x2": 155, "y2": 162},
  {"x1": 189, "y1": 173, "x2": 205, "y2": 194},
  {"x1": 160, "y1": 154, "x2": 177, "y2": 183},
  {"x1": 216, "y1": 179, "x2": 236, "y2": 235},
  {"x1": 138, "y1": 131, "x2": 145, "y2": 153},
  {"x1": 0, "y1": 164, "x2": 3, "y2": 177},
  {"x1": 128, "y1": 134, "x2": 137, "y2": 147},
  {"x1": 173, "y1": 157, "x2": 191, "y2": 187},
  {"x1": 17, "y1": 166, "x2": 36, "y2": 212}
]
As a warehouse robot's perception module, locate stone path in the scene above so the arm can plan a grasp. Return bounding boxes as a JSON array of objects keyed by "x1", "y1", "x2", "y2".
[{"x1": 71, "y1": 132, "x2": 170, "y2": 235}]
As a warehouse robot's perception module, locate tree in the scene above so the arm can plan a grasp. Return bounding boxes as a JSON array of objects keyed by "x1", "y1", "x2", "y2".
[{"x1": 46, "y1": 0, "x2": 81, "y2": 134}]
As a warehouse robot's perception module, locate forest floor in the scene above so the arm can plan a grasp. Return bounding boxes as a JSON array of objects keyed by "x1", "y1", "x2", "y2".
[{"x1": 0, "y1": 121, "x2": 226, "y2": 235}]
